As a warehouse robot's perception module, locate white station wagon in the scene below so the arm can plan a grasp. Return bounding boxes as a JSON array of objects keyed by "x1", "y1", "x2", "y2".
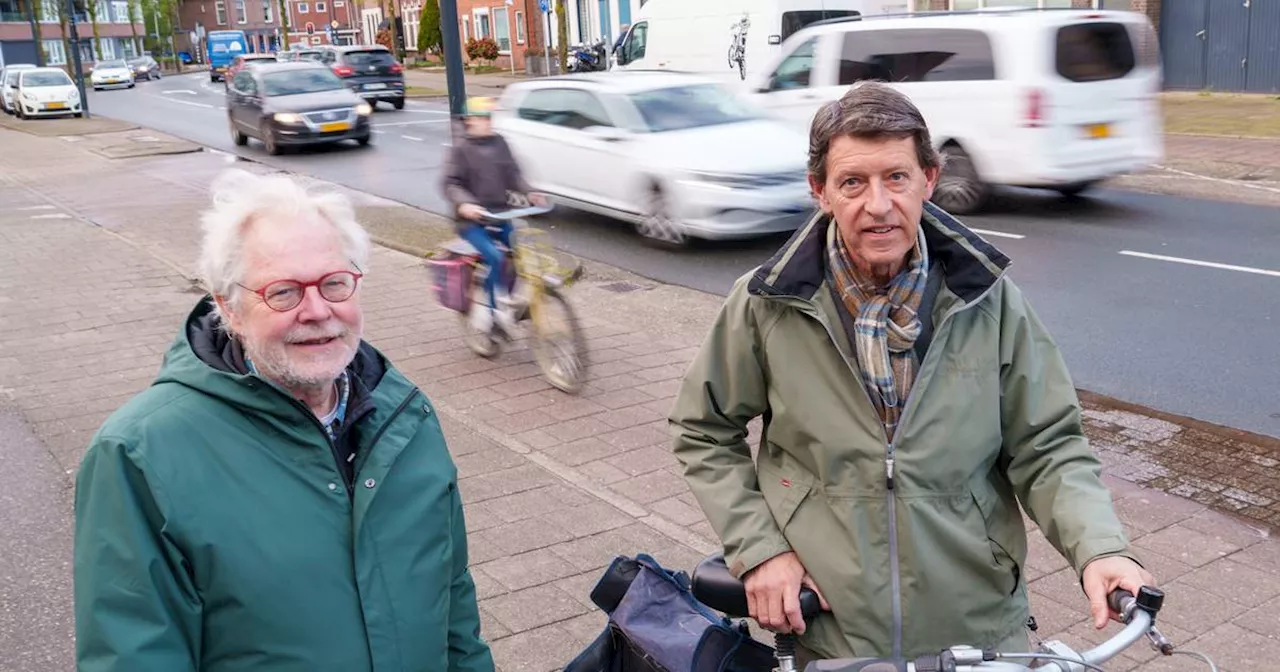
[{"x1": 494, "y1": 71, "x2": 814, "y2": 247}]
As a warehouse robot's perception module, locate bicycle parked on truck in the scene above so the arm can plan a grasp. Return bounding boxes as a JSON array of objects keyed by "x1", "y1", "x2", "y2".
[
  {"x1": 689, "y1": 553, "x2": 1220, "y2": 672},
  {"x1": 427, "y1": 205, "x2": 589, "y2": 394}
]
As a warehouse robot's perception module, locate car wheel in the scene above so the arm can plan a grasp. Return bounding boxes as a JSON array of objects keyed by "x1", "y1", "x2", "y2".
[
  {"x1": 74, "y1": 112, "x2": 83, "y2": 118},
  {"x1": 128, "y1": 83, "x2": 135, "y2": 88},
  {"x1": 635, "y1": 185, "x2": 689, "y2": 247},
  {"x1": 260, "y1": 121, "x2": 281, "y2": 155},
  {"x1": 357, "y1": 134, "x2": 371, "y2": 147},
  {"x1": 230, "y1": 116, "x2": 247, "y2": 146},
  {"x1": 392, "y1": 98, "x2": 405, "y2": 110},
  {"x1": 1055, "y1": 180, "x2": 1099, "y2": 198},
  {"x1": 932, "y1": 143, "x2": 989, "y2": 215}
]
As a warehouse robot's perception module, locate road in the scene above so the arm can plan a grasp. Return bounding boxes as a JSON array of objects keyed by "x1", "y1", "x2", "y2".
[{"x1": 85, "y1": 74, "x2": 1280, "y2": 438}]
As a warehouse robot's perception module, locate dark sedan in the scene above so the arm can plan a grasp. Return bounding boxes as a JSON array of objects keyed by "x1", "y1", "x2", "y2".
[
  {"x1": 226, "y1": 62, "x2": 373, "y2": 155},
  {"x1": 127, "y1": 56, "x2": 162, "y2": 81}
]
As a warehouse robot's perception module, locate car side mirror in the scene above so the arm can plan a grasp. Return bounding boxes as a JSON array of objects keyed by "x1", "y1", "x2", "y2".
[{"x1": 584, "y1": 125, "x2": 628, "y2": 142}]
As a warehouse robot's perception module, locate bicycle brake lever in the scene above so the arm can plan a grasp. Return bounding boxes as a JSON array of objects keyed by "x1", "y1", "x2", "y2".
[{"x1": 1146, "y1": 627, "x2": 1174, "y2": 656}]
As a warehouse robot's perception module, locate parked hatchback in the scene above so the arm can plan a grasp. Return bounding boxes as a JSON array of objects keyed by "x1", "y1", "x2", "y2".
[
  {"x1": 317, "y1": 45, "x2": 405, "y2": 109},
  {"x1": 747, "y1": 7, "x2": 1163, "y2": 213},
  {"x1": 227, "y1": 62, "x2": 373, "y2": 155},
  {"x1": 1, "y1": 64, "x2": 37, "y2": 114},
  {"x1": 494, "y1": 71, "x2": 813, "y2": 247},
  {"x1": 13, "y1": 67, "x2": 82, "y2": 119}
]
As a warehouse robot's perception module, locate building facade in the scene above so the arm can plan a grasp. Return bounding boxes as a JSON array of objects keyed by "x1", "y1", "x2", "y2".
[
  {"x1": 450, "y1": 0, "x2": 541, "y2": 71},
  {"x1": 0, "y1": 0, "x2": 147, "y2": 69}
]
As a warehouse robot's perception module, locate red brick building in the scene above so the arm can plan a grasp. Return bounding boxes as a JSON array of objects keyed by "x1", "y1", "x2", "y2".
[{"x1": 445, "y1": 0, "x2": 542, "y2": 71}]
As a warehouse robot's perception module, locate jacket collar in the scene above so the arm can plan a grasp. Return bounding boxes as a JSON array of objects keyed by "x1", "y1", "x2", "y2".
[{"x1": 748, "y1": 201, "x2": 1011, "y2": 305}]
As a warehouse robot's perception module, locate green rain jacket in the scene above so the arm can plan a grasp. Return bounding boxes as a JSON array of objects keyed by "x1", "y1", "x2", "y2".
[
  {"x1": 74, "y1": 298, "x2": 493, "y2": 672},
  {"x1": 671, "y1": 204, "x2": 1137, "y2": 660}
]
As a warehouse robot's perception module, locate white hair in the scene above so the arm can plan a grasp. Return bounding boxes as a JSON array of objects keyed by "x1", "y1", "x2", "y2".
[{"x1": 198, "y1": 169, "x2": 371, "y2": 326}]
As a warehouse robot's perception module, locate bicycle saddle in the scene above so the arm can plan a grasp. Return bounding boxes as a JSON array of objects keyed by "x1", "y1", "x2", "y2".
[{"x1": 691, "y1": 554, "x2": 821, "y2": 623}]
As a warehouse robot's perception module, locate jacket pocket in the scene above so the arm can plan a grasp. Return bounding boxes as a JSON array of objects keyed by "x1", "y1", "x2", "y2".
[
  {"x1": 970, "y1": 487, "x2": 1022, "y2": 596},
  {"x1": 757, "y1": 464, "x2": 813, "y2": 531}
]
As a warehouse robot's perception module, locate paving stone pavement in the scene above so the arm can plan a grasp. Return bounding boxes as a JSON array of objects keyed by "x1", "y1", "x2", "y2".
[{"x1": 1, "y1": 128, "x2": 1277, "y2": 672}]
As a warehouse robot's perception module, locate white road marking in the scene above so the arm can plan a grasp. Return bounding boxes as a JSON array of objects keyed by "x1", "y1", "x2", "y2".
[
  {"x1": 371, "y1": 130, "x2": 386, "y2": 134},
  {"x1": 1151, "y1": 164, "x2": 1280, "y2": 195},
  {"x1": 15, "y1": 205, "x2": 56, "y2": 211},
  {"x1": 145, "y1": 93, "x2": 215, "y2": 109},
  {"x1": 399, "y1": 107, "x2": 450, "y2": 115},
  {"x1": 969, "y1": 227, "x2": 1025, "y2": 240},
  {"x1": 401, "y1": 135, "x2": 423, "y2": 141},
  {"x1": 163, "y1": 89, "x2": 197, "y2": 95},
  {"x1": 371, "y1": 119, "x2": 449, "y2": 127},
  {"x1": 1119, "y1": 250, "x2": 1280, "y2": 278},
  {"x1": 31, "y1": 213, "x2": 71, "y2": 220}
]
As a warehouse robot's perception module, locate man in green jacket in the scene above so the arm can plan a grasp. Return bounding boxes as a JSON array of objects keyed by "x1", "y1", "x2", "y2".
[
  {"x1": 73, "y1": 169, "x2": 494, "y2": 672},
  {"x1": 670, "y1": 82, "x2": 1154, "y2": 663}
]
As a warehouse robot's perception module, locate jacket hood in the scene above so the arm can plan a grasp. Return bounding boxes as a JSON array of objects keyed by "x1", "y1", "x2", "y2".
[
  {"x1": 154, "y1": 297, "x2": 386, "y2": 420},
  {"x1": 748, "y1": 201, "x2": 1011, "y2": 305}
]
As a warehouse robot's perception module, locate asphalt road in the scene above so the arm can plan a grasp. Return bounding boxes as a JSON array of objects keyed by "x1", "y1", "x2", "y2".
[{"x1": 85, "y1": 74, "x2": 1280, "y2": 438}]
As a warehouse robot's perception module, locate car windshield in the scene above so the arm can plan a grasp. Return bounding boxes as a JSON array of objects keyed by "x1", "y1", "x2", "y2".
[
  {"x1": 628, "y1": 84, "x2": 758, "y2": 132},
  {"x1": 99, "y1": 60, "x2": 128, "y2": 69},
  {"x1": 262, "y1": 69, "x2": 345, "y2": 96},
  {"x1": 22, "y1": 71, "x2": 72, "y2": 87}
]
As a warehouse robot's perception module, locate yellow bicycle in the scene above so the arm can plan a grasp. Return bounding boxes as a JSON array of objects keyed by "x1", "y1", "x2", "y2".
[{"x1": 429, "y1": 206, "x2": 589, "y2": 394}]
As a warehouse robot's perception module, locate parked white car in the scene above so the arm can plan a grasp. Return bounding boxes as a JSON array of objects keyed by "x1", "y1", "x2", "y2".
[
  {"x1": 494, "y1": 72, "x2": 814, "y2": 246},
  {"x1": 1, "y1": 63, "x2": 37, "y2": 115},
  {"x1": 13, "y1": 67, "x2": 83, "y2": 119},
  {"x1": 90, "y1": 59, "x2": 136, "y2": 90},
  {"x1": 747, "y1": 7, "x2": 1164, "y2": 213}
]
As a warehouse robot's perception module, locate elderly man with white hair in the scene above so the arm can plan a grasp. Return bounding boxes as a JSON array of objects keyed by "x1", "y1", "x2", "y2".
[{"x1": 72, "y1": 169, "x2": 494, "y2": 672}]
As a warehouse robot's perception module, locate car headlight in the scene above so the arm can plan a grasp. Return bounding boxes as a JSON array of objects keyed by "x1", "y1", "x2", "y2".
[
  {"x1": 273, "y1": 112, "x2": 302, "y2": 124},
  {"x1": 69, "y1": 90, "x2": 79, "y2": 100},
  {"x1": 356, "y1": 103, "x2": 372, "y2": 115}
]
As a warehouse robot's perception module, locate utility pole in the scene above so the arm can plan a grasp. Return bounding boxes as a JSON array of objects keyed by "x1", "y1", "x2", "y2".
[
  {"x1": 65, "y1": 0, "x2": 90, "y2": 117},
  {"x1": 438, "y1": 0, "x2": 465, "y2": 119}
]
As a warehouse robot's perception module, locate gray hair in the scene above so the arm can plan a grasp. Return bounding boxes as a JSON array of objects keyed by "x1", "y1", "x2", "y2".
[
  {"x1": 198, "y1": 169, "x2": 371, "y2": 324},
  {"x1": 807, "y1": 81, "x2": 942, "y2": 185}
]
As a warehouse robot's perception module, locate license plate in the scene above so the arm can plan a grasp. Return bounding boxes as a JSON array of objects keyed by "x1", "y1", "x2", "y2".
[
  {"x1": 365, "y1": 83, "x2": 387, "y2": 90},
  {"x1": 46, "y1": 102, "x2": 66, "y2": 110},
  {"x1": 320, "y1": 121, "x2": 352, "y2": 132},
  {"x1": 1085, "y1": 123, "x2": 1111, "y2": 139}
]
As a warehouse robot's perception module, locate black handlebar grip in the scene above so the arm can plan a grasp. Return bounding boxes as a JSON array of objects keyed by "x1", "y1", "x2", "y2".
[
  {"x1": 798, "y1": 587, "x2": 822, "y2": 623},
  {"x1": 804, "y1": 661, "x2": 908, "y2": 672},
  {"x1": 1108, "y1": 588, "x2": 1135, "y2": 615}
]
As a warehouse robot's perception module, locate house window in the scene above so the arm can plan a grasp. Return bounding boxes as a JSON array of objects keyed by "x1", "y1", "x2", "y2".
[
  {"x1": 42, "y1": 39, "x2": 66, "y2": 65},
  {"x1": 235, "y1": 0, "x2": 246, "y2": 23},
  {"x1": 215, "y1": 0, "x2": 227, "y2": 23},
  {"x1": 315, "y1": 1, "x2": 324, "y2": 10},
  {"x1": 473, "y1": 9, "x2": 490, "y2": 39},
  {"x1": 298, "y1": 2, "x2": 308, "y2": 12},
  {"x1": 404, "y1": 3, "x2": 420, "y2": 50},
  {"x1": 492, "y1": 6, "x2": 510, "y2": 52},
  {"x1": 461, "y1": 17, "x2": 469, "y2": 41},
  {"x1": 111, "y1": 0, "x2": 129, "y2": 22},
  {"x1": 515, "y1": 10, "x2": 525, "y2": 44},
  {"x1": 263, "y1": 0, "x2": 272, "y2": 22}
]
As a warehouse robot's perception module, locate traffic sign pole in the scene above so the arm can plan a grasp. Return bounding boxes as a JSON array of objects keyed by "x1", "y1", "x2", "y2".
[
  {"x1": 540, "y1": 0, "x2": 550, "y2": 77},
  {"x1": 439, "y1": 0, "x2": 467, "y2": 119}
]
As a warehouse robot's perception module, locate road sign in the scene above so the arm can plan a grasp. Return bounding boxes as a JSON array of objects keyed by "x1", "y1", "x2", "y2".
[
  {"x1": 331, "y1": 20, "x2": 339, "y2": 28},
  {"x1": 538, "y1": 0, "x2": 548, "y2": 13}
]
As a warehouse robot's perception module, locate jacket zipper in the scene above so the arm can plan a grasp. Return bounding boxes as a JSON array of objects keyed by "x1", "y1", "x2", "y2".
[
  {"x1": 282, "y1": 388, "x2": 419, "y2": 497},
  {"x1": 358, "y1": 389, "x2": 421, "y2": 475},
  {"x1": 764, "y1": 270, "x2": 1006, "y2": 659}
]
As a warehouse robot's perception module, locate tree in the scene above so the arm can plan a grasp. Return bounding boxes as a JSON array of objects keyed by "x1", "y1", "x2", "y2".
[
  {"x1": 554, "y1": 0, "x2": 567, "y2": 73},
  {"x1": 277, "y1": 0, "x2": 290, "y2": 47},
  {"x1": 127, "y1": 0, "x2": 142, "y2": 56},
  {"x1": 416, "y1": 0, "x2": 441, "y2": 56},
  {"x1": 17, "y1": 0, "x2": 47, "y2": 65},
  {"x1": 87, "y1": 0, "x2": 104, "y2": 61}
]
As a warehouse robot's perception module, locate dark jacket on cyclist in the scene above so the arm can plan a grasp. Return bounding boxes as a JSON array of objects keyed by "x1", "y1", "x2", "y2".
[
  {"x1": 670, "y1": 206, "x2": 1140, "y2": 661},
  {"x1": 442, "y1": 133, "x2": 532, "y2": 232}
]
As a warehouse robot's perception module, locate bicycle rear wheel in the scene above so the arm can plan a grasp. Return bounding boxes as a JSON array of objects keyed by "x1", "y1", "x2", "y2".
[{"x1": 528, "y1": 286, "x2": 588, "y2": 394}]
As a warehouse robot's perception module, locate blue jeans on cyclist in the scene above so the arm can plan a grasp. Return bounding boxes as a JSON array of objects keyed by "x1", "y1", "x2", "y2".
[{"x1": 460, "y1": 221, "x2": 513, "y2": 311}]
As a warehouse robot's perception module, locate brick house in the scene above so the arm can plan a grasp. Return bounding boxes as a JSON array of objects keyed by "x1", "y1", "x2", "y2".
[
  {"x1": 0, "y1": 0, "x2": 147, "y2": 69},
  {"x1": 282, "y1": 0, "x2": 360, "y2": 47},
  {"x1": 448, "y1": 0, "x2": 542, "y2": 71},
  {"x1": 176, "y1": 0, "x2": 283, "y2": 59}
]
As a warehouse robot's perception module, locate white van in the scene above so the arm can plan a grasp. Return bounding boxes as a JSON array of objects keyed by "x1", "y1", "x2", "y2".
[
  {"x1": 612, "y1": 0, "x2": 906, "y2": 87},
  {"x1": 747, "y1": 8, "x2": 1163, "y2": 213}
]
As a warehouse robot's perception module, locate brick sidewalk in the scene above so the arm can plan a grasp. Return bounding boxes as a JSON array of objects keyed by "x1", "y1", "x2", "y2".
[{"x1": 1, "y1": 129, "x2": 1277, "y2": 671}]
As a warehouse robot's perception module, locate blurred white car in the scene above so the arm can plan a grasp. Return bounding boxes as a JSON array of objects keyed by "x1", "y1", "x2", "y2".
[
  {"x1": 494, "y1": 71, "x2": 814, "y2": 246},
  {"x1": 90, "y1": 59, "x2": 136, "y2": 90},
  {"x1": 13, "y1": 67, "x2": 82, "y2": 119},
  {"x1": 1, "y1": 63, "x2": 37, "y2": 115}
]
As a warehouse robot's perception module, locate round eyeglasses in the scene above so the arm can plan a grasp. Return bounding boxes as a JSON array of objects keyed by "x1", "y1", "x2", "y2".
[{"x1": 237, "y1": 267, "x2": 364, "y2": 313}]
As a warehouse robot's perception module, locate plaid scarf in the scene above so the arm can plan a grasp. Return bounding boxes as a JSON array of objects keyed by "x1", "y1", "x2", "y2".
[{"x1": 826, "y1": 221, "x2": 930, "y2": 441}]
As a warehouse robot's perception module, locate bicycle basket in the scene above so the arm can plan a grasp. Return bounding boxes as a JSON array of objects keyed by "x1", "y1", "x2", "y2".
[{"x1": 426, "y1": 250, "x2": 474, "y2": 313}]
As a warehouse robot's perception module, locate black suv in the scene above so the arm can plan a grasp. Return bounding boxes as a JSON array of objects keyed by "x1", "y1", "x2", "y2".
[{"x1": 316, "y1": 45, "x2": 405, "y2": 110}]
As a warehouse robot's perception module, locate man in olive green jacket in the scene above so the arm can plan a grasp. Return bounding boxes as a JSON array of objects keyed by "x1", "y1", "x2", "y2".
[{"x1": 670, "y1": 82, "x2": 1152, "y2": 663}]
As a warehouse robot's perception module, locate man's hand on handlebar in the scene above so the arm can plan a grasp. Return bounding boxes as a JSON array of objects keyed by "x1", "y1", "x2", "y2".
[
  {"x1": 743, "y1": 551, "x2": 830, "y2": 635},
  {"x1": 459, "y1": 203, "x2": 486, "y2": 221},
  {"x1": 1082, "y1": 556, "x2": 1156, "y2": 630}
]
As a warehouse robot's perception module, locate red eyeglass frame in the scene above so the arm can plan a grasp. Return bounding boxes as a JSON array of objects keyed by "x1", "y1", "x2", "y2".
[{"x1": 237, "y1": 265, "x2": 365, "y2": 312}]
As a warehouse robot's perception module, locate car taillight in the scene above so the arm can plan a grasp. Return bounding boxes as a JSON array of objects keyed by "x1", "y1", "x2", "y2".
[
  {"x1": 1023, "y1": 88, "x2": 1045, "y2": 128},
  {"x1": 334, "y1": 65, "x2": 354, "y2": 77},
  {"x1": 390, "y1": 62, "x2": 403, "y2": 74}
]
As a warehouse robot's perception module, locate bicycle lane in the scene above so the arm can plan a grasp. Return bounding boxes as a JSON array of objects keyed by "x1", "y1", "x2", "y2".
[{"x1": 1, "y1": 126, "x2": 1277, "y2": 671}]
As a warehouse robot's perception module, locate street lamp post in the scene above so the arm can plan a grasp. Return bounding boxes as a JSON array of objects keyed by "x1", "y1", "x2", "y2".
[{"x1": 438, "y1": 0, "x2": 466, "y2": 120}]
